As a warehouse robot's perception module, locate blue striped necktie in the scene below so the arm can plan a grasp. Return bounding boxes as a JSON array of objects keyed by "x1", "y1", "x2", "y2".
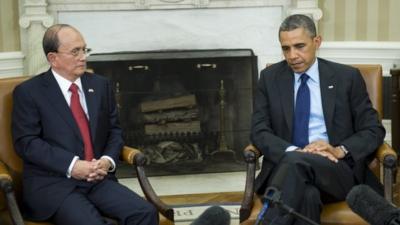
[{"x1": 292, "y1": 74, "x2": 310, "y2": 148}]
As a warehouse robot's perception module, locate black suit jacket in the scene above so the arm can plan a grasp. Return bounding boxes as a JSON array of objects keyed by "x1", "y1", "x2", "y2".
[
  {"x1": 12, "y1": 70, "x2": 123, "y2": 220},
  {"x1": 250, "y1": 58, "x2": 385, "y2": 194}
]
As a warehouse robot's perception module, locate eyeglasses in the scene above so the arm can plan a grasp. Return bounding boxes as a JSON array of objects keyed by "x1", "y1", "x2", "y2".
[{"x1": 56, "y1": 47, "x2": 92, "y2": 57}]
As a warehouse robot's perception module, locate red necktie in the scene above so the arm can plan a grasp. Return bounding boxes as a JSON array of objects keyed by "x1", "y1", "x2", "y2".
[{"x1": 69, "y1": 83, "x2": 94, "y2": 161}]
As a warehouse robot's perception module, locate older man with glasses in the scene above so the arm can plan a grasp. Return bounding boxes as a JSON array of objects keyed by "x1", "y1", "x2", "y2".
[{"x1": 11, "y1": 24, "x2": 158, "y2": 225}]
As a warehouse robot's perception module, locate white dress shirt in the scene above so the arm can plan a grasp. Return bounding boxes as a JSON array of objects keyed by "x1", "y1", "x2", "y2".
[
  {"x1": 286, "y1": 59, "x2": 328, "y2": 151},
  {"x1": 52, "y1": 70, "x2": 116, "y2": 177}
]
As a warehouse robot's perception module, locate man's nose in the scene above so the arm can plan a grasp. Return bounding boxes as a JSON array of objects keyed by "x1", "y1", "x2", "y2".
[{"x1": 287, "y1": 49, "x2": 298, "y2": 60}]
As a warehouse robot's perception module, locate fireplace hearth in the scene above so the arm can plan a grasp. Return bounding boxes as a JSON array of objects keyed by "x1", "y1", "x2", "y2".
[{"x1": 87, "y1": 49, "x2": 257, "y2": 176}]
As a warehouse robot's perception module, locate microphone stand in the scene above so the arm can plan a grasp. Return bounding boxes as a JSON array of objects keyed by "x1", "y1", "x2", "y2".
[
  {"x1": 264, "y1": 192, "x2": 320, "y2": 225},
  {"x1": 254, "y1": 187, "x2": 281, "y2": 225},
  {"x1": 254, "y1": 202, "x2": 270, "y2": 225}
]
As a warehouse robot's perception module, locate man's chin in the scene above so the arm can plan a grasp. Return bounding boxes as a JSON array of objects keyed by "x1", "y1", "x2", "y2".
[
  {"x1": 290, "y1": 64, "x2": 306, "y2": 73},
  {"x1": 75, "y1": 68, "x2": 86, "y2": 76}
]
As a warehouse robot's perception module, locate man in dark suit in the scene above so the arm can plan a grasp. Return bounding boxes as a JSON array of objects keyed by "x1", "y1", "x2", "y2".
[
  {"x1": 12, "y1": 24, "x2": 158, "y2": 225},
  {"x1": 251, "y1": 14, "x2": 385, "y2": 225}
]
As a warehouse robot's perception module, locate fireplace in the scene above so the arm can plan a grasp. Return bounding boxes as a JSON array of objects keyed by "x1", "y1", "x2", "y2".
[
  {"x1": 87, "y1": 49, "x2": 257, "y2": 176},
  {"x1": 17, "y1": 0, "x2": 322, "y2": 176}
]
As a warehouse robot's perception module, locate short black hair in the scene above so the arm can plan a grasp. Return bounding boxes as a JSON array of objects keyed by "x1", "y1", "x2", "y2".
[{"x1": 279, "y1": 14, "x2": 317, "y2": 38}]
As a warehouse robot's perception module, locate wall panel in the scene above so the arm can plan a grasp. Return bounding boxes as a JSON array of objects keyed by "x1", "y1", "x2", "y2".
[
  {"x1": 0, "y1": 0, "x2": 20, "y2": 52},
  {"x1": 319, "y1": 0, "x2": 400, "y2": 41}
]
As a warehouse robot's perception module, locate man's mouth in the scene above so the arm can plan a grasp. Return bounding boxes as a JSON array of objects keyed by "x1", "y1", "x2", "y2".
[{"x1": 290, "y1": 62, "x2": 303, "y2": 67}]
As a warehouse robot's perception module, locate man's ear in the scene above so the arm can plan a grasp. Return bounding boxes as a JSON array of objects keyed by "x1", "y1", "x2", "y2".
[
  {"x1": 314, "y1": 35, "x2": 322, "y2": 48},
  {"x1": 47, "y1": 53, "x2": 57, "y2": 66}
]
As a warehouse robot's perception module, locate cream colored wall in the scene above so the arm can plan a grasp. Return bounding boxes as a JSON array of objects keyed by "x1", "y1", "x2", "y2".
[
  {"x1": 1, "y1": 0, "x2": 400, "y2": 53},
  {"x1": 319, "y1": 0, "x2": 400, "y2": 41},
  {"x1": 0, "y1": 0, "x2": 20, "y2": 52}
]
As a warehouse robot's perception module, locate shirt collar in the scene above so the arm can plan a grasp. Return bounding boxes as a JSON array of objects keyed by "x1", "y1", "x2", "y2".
[
  {"x1": 52, "y1": 69, "x2": 83, "y2": 93},
  {"x1": 294, "y1": 59, "x2": 319, "y2": 83}
]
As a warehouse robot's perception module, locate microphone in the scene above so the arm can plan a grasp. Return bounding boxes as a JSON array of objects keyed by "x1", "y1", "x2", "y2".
[
  {"x1": 255, "y1": 164, "x2": 289, "y2": 225},
  {"x1": 190, "y1": 205, "x2": 230, "y2": 225},
  {"x1": 346, "y1": 184, "x2": 400, "y2": 225}
]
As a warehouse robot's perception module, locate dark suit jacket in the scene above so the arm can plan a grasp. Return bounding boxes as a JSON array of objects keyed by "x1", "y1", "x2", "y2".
[
  {"x1": 250, "y1": 58, "x2": 385, "y2": 194},
  {"x1": 12, "y1": 69, "x2": 123, "y2": 220}
]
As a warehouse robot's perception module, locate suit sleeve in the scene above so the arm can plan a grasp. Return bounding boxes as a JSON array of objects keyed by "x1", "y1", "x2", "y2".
[
  {"x1": 101, "y1": 79, "x2": 124, "y2": 163},
  {"x1": 340, "y1": 69, "x2": 385, "y2": 162},
  {"x1": 12, "y1": 84, "x2": 76, "y2": 175},
  {"x1": 250, "y1": 70, "x2": 292, "y2": 163}
]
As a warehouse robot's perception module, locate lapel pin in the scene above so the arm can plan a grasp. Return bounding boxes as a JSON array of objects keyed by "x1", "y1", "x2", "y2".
[
  {"x1": 88, "y1": 88, "x2": 94, "y2": 93},
  {"x1": 328, "y1": 85, "x2": 334, "y2": 89}
]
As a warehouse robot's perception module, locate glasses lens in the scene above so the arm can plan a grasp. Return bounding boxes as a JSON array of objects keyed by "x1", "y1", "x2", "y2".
[{"x1": 84, "y1": 48, "x2": 92, "y2": 56}]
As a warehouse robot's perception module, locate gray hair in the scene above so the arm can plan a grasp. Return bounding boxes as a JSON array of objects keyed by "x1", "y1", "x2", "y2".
[
  {"x1": 279, "y1": 14, "x2": 317, "y2": 38},
  {"x1": 42, "y1": 24, "x2": 76, "y2": 56}
]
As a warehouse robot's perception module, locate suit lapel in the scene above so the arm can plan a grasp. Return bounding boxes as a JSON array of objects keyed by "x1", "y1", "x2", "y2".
[
  {"x1": 319, "y1": 60, "x2": 336, "y2": 140},
  {"x1": 278, "y1": 66, "x2": 295, "y2": 133},
  {"x1": 81, "y1": 73, "x2": 99, "y2": 141},
  {"x1": 41, "y1": 70, "x2": 83, "y2": 142}
]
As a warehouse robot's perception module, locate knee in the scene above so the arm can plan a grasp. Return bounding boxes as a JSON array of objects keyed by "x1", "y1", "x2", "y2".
[
  {"x1": 279, "y1": 152, "x2": 314, "y2": 172},
  {"x1": 303, "y1": 185, "x2": 322, "y2": 206},
  {"x1": 280, "y1": 151, "x2": 303, "y2": 164},
  {"x1": 126, "y1": 202, "x2": 158, "y2": 225},
  {"x1": 142, "y1": 201, "x2": 158, "y2": 217}
]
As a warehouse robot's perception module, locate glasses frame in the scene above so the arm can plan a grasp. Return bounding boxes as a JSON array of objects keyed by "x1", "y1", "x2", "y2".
[{"x1": 56, "y1": 47, "x2": 92, "y2": 57}]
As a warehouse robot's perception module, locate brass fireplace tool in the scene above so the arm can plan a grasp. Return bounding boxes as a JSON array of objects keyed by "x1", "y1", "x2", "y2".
[
  {"x1": 211, "y1": 80, "x2": 236, "y2": 161},
  {"x1": 115, "y1": 82, "x2": 121, "y2": 112}
]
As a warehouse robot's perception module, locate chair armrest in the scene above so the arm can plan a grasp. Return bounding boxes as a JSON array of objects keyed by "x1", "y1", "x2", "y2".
[
  {"x1": 244, "y1": 144, "x2": 262, "y2": 160},
  {"x1": 121, "y1": 146, "x2": 143, "y2": 165},
  {"x1": 0, "y1": 161, "x2": 24, "y2": 225},
  {"x1": 120, "y1": 146, "x2": 174, "y2": 222},
  {"x1": 0, "y1": 162, "x2": 12, "y2": 184},
  {"x1": 240, "y1": 144, "x2": 260, "y2": 222},
  {"x1": 374, "y1": 143, "x2": 398, "y2": 202},
  {"x1": 375, "y1": 142, "x2": 397, "y2": 168}
]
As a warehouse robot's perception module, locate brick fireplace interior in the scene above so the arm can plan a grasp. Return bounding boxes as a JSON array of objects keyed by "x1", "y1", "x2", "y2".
[{"x1": 87, "y1": 49, "x2": 258, "y2": 176}]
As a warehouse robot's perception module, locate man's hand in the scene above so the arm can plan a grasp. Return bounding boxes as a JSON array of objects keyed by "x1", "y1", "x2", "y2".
[
  {"x1": 96, "y1": 158, "x2": 112, "y2": 172},
  {"x1": 71, "y1": 158, "x2": 110, "y2": 182},
  {"x1": 294, "y1": 148, "x2": 336, "y2": 162},
  {"x1": 302, "y1": 140, "x2": 346, "y2": 163},
  {"x1": 86, "y1": 158, "x2": 111, "y2": 182},
  {"x1": 71, "y1": 160, "x2": 98, "y2": 180}
]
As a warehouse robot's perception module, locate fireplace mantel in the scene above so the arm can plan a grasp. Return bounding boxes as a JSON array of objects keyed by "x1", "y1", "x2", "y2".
[{"x1": 18, "y1": 0, "x2": 321, "y2": 76}]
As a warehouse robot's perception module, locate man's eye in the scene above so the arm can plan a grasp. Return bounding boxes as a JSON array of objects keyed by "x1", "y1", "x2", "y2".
[{"x1": 71, "y1": 49, "x2": 80, "y2": 55}]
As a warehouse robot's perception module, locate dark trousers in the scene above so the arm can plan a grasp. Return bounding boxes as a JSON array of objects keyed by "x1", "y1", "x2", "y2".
[
  {"x1": 52, "y1": 179, "x2": 158, "y2": 225},
  {"x1": 263, "y1": 151, "x2": 356, "y2": 225}
]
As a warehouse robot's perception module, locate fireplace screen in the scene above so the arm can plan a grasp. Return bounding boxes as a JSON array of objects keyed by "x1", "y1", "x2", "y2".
[{"x1": 87, "y1": 49, "x2": 258, "y2": 176}]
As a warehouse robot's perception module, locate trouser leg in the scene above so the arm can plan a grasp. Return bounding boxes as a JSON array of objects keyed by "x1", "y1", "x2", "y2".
[
  {"x1": 88, "y1": 179, "x2": 159, "y2": 225},
  {"x1": 263, "y1": 151, "x2": 355, "y2": 225}
]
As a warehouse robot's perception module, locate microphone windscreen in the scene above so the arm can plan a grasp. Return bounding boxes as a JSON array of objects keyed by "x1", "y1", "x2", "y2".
[
  {"x1": 190, "y1": 205, "x2": 230, "y2": 225},
  {"x1": 346, "y1": 184, "x2": 399, "y2": 225}
]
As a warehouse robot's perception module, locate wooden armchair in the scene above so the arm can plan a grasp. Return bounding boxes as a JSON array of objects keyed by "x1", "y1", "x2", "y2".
[
  {"x1": 0, "y1": 76, "x2": 174, "y2": 225},
  {"x1": 239, "y1": 64, "x2": 398, "y2": 225}
]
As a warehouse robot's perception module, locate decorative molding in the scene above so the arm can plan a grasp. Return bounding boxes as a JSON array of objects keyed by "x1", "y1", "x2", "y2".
[
  {"x1": 19, "y1": 0, "x2": 54, "y2": 75},
  {"x1": 46, "y1": 0, "x2": 293, "y2": 11},
  {"x1": 319, "y1": 41, "x2": 400, "y2": 76},
  {"x1": 19, "y1": 0, "x2": 320, "y2": 75},
  {"x1": 0, "y1": 52, "x2": 25, "y2": 78},
  {"x1": 19, "y1": 0, "x2": 54, "y2": 29}
]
